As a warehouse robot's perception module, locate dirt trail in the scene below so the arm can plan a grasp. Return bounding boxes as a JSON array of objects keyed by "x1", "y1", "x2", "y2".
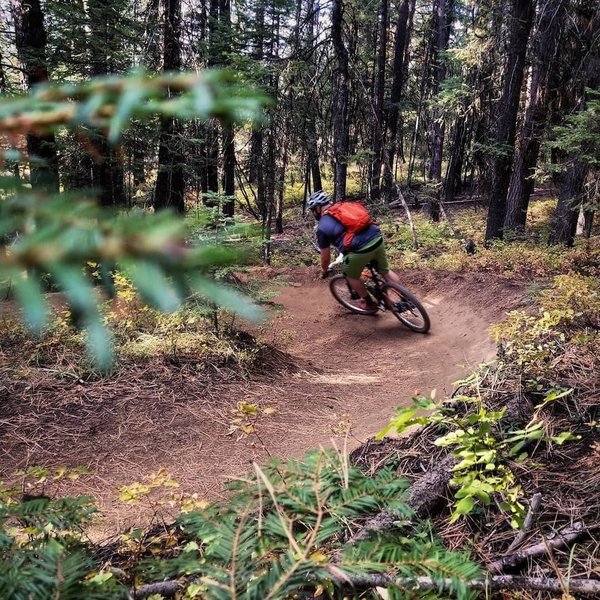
[{"x1": 0, "y1": 269, "x2": 527, "y2": 535}]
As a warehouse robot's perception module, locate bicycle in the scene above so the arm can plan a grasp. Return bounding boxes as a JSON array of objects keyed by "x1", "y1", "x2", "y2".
[{"x1": 327, "y1": 255, "x2": 431, "y2": 333}]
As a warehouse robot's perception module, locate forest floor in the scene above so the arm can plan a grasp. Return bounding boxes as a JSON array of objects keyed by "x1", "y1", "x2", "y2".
[{"x1": 0, "y1": 267, "x2": 528, "y2": 538}]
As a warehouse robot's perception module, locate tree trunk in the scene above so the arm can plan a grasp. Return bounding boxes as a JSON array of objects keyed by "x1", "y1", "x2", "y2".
[
  {"x1": 548, "y1": 16, "x2": 600, "y2": 246},
  {"x1": 485, "y1": 0, "x2": 536, "y2": 241},
  {"x1": 248, "y1": 4, "x2": 265, "y2": 186},
  {"x1": 548, "y1": 161, "x2": 588, "y2": 246},
  {"x1": 427, "y1": 0, "x2": 454, "y2": 221},
  {"x1": 220, "y1": 0, "x2": 235, "y2": 216},
  {"x1": 332, "y1": 0, "x2": 350, "y2": 201},
  {"x1": 302, "y1": 0, "x2": 322, "y2": 193},
  {"x1": 222, "y1": 127, "x2": 235, "y2": 216},
  {"x1": 263, "y1": 129, "x2": 276, "y2": 264},
  {"x1": 369, "y1": 0, "x2": 389, "y2": 202},
  {"x1": 87, "y1": 0, "x2": 126, "y2": 207},
  {"x1": 153, "y1": 0, "x2": 185, "y2": 213},
  {"x1": 504, "y1": 0, "x2": 566, "y2": 231},
  {"x1": 382, "y1": 0, "x2": 413, "y2": 200},
  {"x1": 443, "y1": 113, "x2": 466, "y2": 202},
  {"x1": 10, "y1": 0, "x2": 59, "y2": 193},
  {"x1": 0, "y1": 45, "x2": 7, "y2": 93}
]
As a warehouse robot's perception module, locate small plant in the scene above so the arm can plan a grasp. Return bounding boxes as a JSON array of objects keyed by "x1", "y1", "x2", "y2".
[
  {"x1": 378, "y1": 373, "x2": 581, "y2": 527},
  {"x1": 0, "y1": 451, "x2": 480, "y2": 599}
]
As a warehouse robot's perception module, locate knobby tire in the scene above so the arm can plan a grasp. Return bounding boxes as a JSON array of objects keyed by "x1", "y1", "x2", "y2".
[
  {"x1": 329, "y1": 275, "x2": 431, "y2": 333},
  {"x1": 329, "y1": 274, "x2": 376, "y2": 315},
  {"x1": 382, "y1": 282, "x2": 430, "y2": 333}
]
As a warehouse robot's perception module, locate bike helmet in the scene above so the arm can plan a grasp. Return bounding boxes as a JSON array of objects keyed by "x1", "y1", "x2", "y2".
[{"x1": 306, "y1": 190, "x2": 331, "y2": 210}]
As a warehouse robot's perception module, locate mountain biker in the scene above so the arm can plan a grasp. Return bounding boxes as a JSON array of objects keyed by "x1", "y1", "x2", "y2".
[{"x1": 307, "y1": 190, "x2": 402, "y2": 314}]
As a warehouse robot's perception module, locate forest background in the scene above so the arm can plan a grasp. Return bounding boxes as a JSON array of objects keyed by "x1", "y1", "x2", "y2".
[
  {"x1": 1, "y1": 0, "x2": 598, "y2": 246},
  {"x1": 0, "y1": 0, "x2": 599, "y2": 598}
]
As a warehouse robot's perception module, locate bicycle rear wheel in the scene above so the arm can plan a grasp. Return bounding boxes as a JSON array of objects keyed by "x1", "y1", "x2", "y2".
[
  {"x1": 383, "y1": 283, "x2": 430, "y2": 333},
  {"x1": 329, "y1": 274, "x2": 377, "y2": 315}
]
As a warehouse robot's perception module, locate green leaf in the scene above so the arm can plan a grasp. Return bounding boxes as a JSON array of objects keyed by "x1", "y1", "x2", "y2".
[
  {"x1": 108, "y1": 85, "x2": 146, "y2": 143},
  {"x1": 125, "y1": 260, "x2": 181, "y2": 313},
  {"x1": 549, "y1": 431, "x2": 581, "y2": 445},
  {"x1": 51, "y1": 265, "x2": 95, "y2": 317},
  {"x1": 86, "y1": 318, "x2": 114, "y2": 372},
  {"x1": 12, "y1": 271, "x2": 48, "y2": 333},
  {"x1": 189, "y1": 275, "x2": 262, "y2": 321},
  {"x1": 450, "y1": 496, "x2": 475, "y2": 522}
]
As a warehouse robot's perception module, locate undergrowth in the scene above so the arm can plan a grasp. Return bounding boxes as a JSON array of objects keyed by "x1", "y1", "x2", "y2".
[
  {"x1": 272, "y1": 199, "x2": 600, "y2": 280},
  {"x1": 0, "y1": 269, "x2": 272, "y2": 381},
  {"x1": 1, "y1": 451, "x2": 480, "y2": 599},
  {"x1": 376, "y1": 274, "x2": 599, "y2": 586},
  {"x1": 1, "y1": 275, "x2": 598, "y2": 598}
]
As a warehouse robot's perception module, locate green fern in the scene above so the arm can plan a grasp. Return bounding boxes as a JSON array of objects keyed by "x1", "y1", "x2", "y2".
[
  {"x1": 137, "y1": 450, "x2": 478, "y2": 599},
  {"x1": 1, "y1": 451, "x2": 480, "y2": 599}
]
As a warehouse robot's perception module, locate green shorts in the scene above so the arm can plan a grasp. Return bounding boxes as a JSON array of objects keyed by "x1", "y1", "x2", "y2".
[{"x1": 342, "y1": 236, "x2": 390, "y2": 279}]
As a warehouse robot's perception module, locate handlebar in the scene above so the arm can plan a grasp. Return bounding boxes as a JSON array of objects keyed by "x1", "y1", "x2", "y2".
[{"x1": 328, "y1": 253, "x2": 345, "y2": 270}]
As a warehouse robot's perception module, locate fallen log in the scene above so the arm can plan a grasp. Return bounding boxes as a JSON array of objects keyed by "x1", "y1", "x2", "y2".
[
  {"x1": 487, "y1": 521, "x2": 588, "y2": 574},
  {"x1": 406, "y1": 452, "x2": 457, "y2": 517},
  {"x1": 133, "y1": 570, "x2": 600, "y2": 598},
  {"x1": 322, "y1": 568, "x2": 600, "y2": 596}
]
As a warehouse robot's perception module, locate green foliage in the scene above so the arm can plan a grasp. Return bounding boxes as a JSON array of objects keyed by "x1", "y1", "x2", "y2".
[
  {"x1": 375, "y1": 202, "x2": 600, "y2": 279},
  {"x1": 0, "y1": 451, "x2": 480, "y2": 599},
  {"x1": 491, "y1": 274, "x2": 600, "y2": 376},
  {"x1": 378, "y1": 277, "x2": 595, "y2": 527},
  {"x1": 547, "y1": 88, "x2": 600, "y2": 169},
  {"x1": 0, "y1": 466, "x2": 120, "y2": 600},
  {"x1": 378, "y1": 379, "x2": 581, "y2": 528},
  {"x1": 0, "y1": 70, "x2": 268, "y2": 370},
  {"x1": 0, "y1": 70, "x2": 268, "y2": 144}
]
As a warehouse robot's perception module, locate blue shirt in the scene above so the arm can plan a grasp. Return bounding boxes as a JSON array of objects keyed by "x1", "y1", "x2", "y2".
[{"x1": 316, "y1": 214, "x2": 381, "y2": 253}]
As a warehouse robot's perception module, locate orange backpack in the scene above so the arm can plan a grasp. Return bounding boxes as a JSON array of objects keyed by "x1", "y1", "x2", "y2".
[{"x1": 325, "y1": 201, "x2": 373, "y2": 251}]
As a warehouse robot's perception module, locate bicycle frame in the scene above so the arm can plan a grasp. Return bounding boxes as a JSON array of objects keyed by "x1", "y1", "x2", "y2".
[{"x1": 328, "y1": 254, "x2": 388, "y2": 309}]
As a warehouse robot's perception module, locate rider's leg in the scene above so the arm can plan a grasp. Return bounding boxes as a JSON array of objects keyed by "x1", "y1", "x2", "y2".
[
  {"x1": 346, "y1": 276, "x2": 370, "y2": 297},
  {"x1": 343, "y1": 251, "x2": 378, "y2": 311},
  {"x1": 370, "y1": 242, "x2": 401, "y2": 284},
  {"x1": 383, "y1": 269, "x2": 401, "y2": 284}
]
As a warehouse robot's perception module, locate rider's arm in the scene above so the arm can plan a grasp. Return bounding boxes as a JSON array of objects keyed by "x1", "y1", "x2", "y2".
[{"x1": 320, "y1": 247, "x2": 331, "y2": 276}]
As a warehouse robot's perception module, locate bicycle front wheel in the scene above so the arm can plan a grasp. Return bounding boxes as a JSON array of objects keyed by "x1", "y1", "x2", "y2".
[
  {"x1": 383, "y1": 283, "x2": 430, "y2": 333},
  {"x1": 329, "y1": 274, "x2": 376, "y2": 315}
]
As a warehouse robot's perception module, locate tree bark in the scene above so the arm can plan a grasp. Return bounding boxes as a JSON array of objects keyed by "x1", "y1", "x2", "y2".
[
  {"x1": 10, "y1": 0, "x2": 59, "y2": 194},
  {"x1": 222, "y1": 127, "x2": 235, "y2": 216},
  {"x1": 153, "y1": 0, "x2": 186, "y2": 213},
  {"x1": 86, "y1": 0, "x2": 127, "y2": 207},
  {"x1": 504, "y1": 0, "x2": 566, "y2": 231},
  {"x1": 548, "y1": 10, "x2": 600, "y2": 245},
  {"x1": 548, "y1": 159, "x2": 588, "y2": 246},
  {"x1": 302, "y1": 0, "x2": 322, "y2": 193},
  {"x1": 382, "y1": 0, "x2": 413, "y2": 201},
  {"x1": 0, "y1": 45, "x2": 7, "y2": 93},
  {"x1": 331, "y1": 0, "x2": 350, "y2": 201},
  {"x1": 369, "y1": 0, "x2": 389, "y2": 202},
  {"x1": 485, "y1": 0, "x2": 536, "y2": 241},
  {"x1": 220, "y1": 0, "x2": 235, "y2": 217},
  {"x1": 427, "y1": 0, "x2": 454, "y2": 221},
  {"x1": 247, "y1": 4, "x2": 265, "y2": 186}
]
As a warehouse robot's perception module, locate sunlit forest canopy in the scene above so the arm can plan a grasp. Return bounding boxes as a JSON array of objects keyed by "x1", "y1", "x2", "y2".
[{"x1": 0, "y1": 0, "x2": 597, "y2": 246}]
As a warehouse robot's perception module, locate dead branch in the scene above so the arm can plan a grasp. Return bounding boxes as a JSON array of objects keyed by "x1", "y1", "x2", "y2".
[
  {"x1": 488, "y1": 521, "x2": 588, "y2": 574},
  {"x1": 323, "y1": 568, "x2": 600, "y2": 595},
  {"x1": 137, "y1": 570, "x2": 600, "y2": 598},
  {"x1": 504, "y1": 492, "x2": 542, "y2": 553}
]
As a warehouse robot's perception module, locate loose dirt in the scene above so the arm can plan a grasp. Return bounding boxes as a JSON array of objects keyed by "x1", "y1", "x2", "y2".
[{"x1": 0, "y1": 269, "x2": 528, "y2": 537}]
